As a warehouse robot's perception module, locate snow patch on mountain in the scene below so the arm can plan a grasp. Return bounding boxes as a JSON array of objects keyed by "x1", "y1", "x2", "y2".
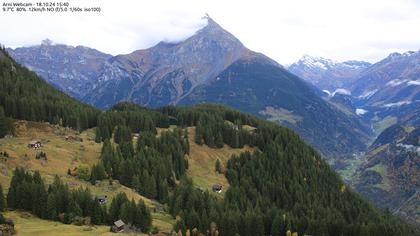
[
  {"x1": 322, "y1": 90, "x2": 331, "y2": 96},
  {"x1": 355, "y1": 108, "x2": 368, "y2": 115},
  {"x1": 358, "y1": 89, "x2": 378, "y2": 99},
  {"x1": 382, "y1": 101, "x2": 412, "y2": 107},
  {"x1": 396, "y1": 143, "x2": 420, "y2": 154},
  {"x1": 332, "y1": 88, "x2": 351, "y2": 96},
  {"x1": 407, "y1": 80, "x2": 420, "y2": 86},
  {"x1": 386, "y1": 79, "x2": 408, "y2": 87}
]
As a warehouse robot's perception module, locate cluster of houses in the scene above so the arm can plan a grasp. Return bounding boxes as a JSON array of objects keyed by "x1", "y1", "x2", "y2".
[{"x1": 27, "y1": 133, "x2": 84, "y2": 150}]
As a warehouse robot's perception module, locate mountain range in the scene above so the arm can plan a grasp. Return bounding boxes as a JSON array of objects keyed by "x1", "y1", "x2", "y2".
[
  {"x1": 288, "y1": 51, "x2": 420, "y2": 135},
  {"x1": 7, "y1": 16, "x2": 372, "y2": 161},
  {"x1": 289, "y1": 52, "x2": 420, "y2": 226}
]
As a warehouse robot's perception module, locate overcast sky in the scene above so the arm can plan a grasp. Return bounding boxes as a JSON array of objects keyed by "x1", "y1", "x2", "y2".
[{"x1": 1, "y1": 0, "x2": 420, "y2": 64}]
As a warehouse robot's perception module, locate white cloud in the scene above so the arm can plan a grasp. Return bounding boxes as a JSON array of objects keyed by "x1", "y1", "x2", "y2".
[{"x1": 1, "y1": 0, "x2": 420, "y2": 64}]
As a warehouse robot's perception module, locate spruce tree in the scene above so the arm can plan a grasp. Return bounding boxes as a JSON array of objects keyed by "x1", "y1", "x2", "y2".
[
  {"x1": 215, "y1": 159, "x2": 221, "y2": 173},
  {"x1": 215, "y1": 133, "x2": 224, "y2": 148},
  {"x1": 0, "y1": 184, "x2": 5, "y2": 211},
  {"x1": 91, "y1": 198, "x2": 103, "y2": 224},
  {"x1": 0, "y1": 106, "x2": 10, "y2": 138}
]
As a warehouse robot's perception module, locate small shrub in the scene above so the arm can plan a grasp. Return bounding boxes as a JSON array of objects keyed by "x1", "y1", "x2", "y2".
[{"x1": 35, "y1": 151, "x2": 47, "y2": 160}]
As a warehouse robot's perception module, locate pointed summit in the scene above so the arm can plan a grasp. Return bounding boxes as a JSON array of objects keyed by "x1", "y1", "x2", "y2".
[
  {"x1": 201, "y1": 13, "x2": 220, "y2": 28},
  {"x1": 191, "y1": 15, "x2": 244, "y2": 53}
]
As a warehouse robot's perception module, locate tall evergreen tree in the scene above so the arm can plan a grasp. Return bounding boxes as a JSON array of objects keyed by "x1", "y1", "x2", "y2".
[
  {"x1": 0, "y1": 184, "x2": 5, "y2": 211},
  {"x1": 0, "y1": 106, "x2": 11, "y2": 138}
]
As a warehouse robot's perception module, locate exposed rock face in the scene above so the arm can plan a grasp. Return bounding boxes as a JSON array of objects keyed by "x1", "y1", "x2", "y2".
[
  {"x1": 9, "y1": 40, "x2": 111, "y2": 99},
  {"x1": 85, "y1": 16, "x2": 251, "y2": 108}
]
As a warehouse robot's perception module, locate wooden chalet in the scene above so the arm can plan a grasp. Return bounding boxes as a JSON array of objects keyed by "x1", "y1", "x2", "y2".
[{"x1": 111, "y1": 219, "x2": 125, "y2": 233}]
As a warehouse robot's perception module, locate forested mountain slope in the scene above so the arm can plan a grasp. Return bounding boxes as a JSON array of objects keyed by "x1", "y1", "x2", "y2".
[
  {"x1": 91, "y1": 103, "x2": 418, "y2": 236},
  {"x1": 0, "y1": 46, "x2": 99, "y2": 134}
]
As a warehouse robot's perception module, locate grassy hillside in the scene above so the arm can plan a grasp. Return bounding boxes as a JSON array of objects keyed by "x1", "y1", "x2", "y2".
[
  {"x1": 185, "y1": 126, "x2": 254, "y2": 194},
  {"x1": 4, "y1": 211, "x2": 114, "y2": 236},
  {"x1": 0, "y1": 121, "x2": 176, "y2": 234},
  {"x1": 0, "y1": 121, "x2": 100, "y2": 189},
  {"x1": 0, "y1": 120, "x2": 254, "y2": 234}
]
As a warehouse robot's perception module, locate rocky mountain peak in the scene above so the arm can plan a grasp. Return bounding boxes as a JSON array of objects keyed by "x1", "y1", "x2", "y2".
[{"x1": 191, "y1": 14, "x2": 244, "y2": 51}]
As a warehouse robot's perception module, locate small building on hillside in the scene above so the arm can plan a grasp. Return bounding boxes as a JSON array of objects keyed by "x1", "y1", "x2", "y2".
[
  {"x1": 97, "y1": 195, "x2": 108, "y2": 204},
  {"x1": 28, "y1": 140, "x2": 42, "y2": 149},
  {"x1": 65, "y1": 135, "x2": 75, "y2": 141},
  {"x1": 111, "y1": 219, "x2": 125, "y2": 233},
  {"x1": 212, "y1": 184, "x2": 222, "y2": 193}
]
